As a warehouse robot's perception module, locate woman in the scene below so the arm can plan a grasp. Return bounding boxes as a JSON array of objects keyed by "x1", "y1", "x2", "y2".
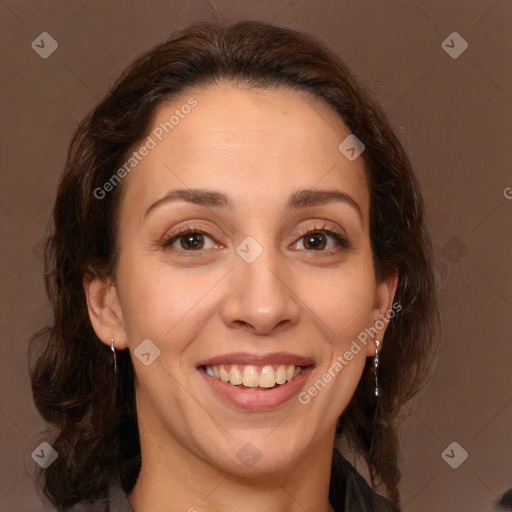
[{"x1": 29, "y1": 19, "x2": 440, "y2": 512}]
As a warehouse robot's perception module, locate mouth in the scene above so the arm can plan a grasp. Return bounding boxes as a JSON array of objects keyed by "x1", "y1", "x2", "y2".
[
  {"x1": 196, "y1": 352, "x2": 315, "y2": 411},
  {"x1": 200, "y1": 363, "x2": 305, "y2": 390}
]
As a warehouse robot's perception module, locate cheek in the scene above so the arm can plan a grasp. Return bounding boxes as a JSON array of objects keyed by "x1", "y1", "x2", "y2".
[
  {"x1": 302, "y1": 262, "x2": 377, "y2": 343},
  {"x1": 117, "y1": 256, "x2": 224, "y2": 344}
]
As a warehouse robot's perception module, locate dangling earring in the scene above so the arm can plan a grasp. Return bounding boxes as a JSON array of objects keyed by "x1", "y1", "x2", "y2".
[
  {"x1": 374, "y1": 339, "x2": 380, "y2": 397},
  {"x1": 111, "y1": 338, "x2": 117, "y2": 374}
]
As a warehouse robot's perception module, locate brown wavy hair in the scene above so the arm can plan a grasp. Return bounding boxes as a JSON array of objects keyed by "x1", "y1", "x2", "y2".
[{"x1": 29, "y1": 19, "x2": 440, "y2": 509}]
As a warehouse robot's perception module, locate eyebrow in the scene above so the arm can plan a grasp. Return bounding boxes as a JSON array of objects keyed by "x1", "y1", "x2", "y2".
[{"x1": 143, "y1": 187, "x2": 362, "y2": 221}]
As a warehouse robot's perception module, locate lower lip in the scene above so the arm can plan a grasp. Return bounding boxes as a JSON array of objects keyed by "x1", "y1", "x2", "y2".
[{"x1": 199, "y1": 366, "x2": 314, "y2": 411}]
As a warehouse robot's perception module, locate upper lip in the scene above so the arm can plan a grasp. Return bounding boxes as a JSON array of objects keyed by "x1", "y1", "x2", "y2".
[{"x1": 196, "y1": 352, "x2": 315, "y2": 367}]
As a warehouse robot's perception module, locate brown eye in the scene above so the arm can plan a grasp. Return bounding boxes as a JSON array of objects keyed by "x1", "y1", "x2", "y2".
[
  {"x1": 162, "y1": 227, "x2": 218, "y2": 251},
  {"x1": 292, "y1": 227, "x2": 348, "y2": 252},
  {"x1": 178, "y1": 233, "x2": 205, "y2": 250},
  {"x1": 303, "y1": 232, "x2": 328, "y2": 250}
]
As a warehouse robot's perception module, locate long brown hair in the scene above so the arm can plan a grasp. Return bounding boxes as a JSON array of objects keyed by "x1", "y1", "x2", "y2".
[{"x1": 29, "y1": 19, "x2": 440, "y2": 509}]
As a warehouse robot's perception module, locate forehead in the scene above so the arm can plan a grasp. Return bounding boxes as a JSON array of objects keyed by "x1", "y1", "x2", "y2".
[{"x1": 118, "y1": 81, "x2": 369, "y2": 223}]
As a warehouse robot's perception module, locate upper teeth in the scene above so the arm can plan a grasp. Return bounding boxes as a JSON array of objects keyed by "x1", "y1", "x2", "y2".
[{"x1": 205, "y1": 364, "x2": 303, "y2": 388}]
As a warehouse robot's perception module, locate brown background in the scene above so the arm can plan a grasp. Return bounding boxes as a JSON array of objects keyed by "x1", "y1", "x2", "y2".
[{"x1": 0, "y1": 1, "x2": 510, "y2": 511}]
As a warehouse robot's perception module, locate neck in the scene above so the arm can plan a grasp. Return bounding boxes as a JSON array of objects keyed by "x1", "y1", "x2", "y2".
[{"x1": 128, "y1": 431, "x2": 336, "y2": 512}]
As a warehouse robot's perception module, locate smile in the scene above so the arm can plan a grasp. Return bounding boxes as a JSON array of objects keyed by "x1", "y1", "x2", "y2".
[
  {"x1": 202, "y1": 363, "x2": 304, "y2": 390},
  {"x1": 196, "y1": 352, "x2": 315, "y2": 411}
]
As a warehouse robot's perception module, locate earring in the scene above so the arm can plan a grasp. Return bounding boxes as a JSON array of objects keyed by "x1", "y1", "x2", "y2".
[
  {"x1": 374, "y1": 339, "x2": 380, "y2": 397},
  {"x1": 111, "y1": 338, "x2": 117, "y2": 374}
]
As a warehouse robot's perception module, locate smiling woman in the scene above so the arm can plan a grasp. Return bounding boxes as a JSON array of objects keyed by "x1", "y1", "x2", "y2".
[{"x1": 28, "y1": 19, "x2": 440, "y2": 512}]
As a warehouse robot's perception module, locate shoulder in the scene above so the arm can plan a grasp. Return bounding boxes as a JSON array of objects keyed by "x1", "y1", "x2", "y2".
[
  {"x1": 61, "y1": 484, "x2": 133, "y2": 512},
  {"x1": 331, "y1": 449, "x2": 400, "y2": 512}
]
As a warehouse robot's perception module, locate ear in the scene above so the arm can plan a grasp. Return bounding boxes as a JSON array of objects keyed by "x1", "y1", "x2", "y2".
[
  {"x1": 83, "y1": 272, "x2": 129, "y2": 350},
  {"x1": 365, "y1": 269, "x2": 399, "y2": 357}
]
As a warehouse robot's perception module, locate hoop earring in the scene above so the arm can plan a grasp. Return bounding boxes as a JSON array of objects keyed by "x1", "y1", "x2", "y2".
[
  {"x1": 374, "y1": 339, "x2": 380, "y2": 397},
  {"x1": 111, "y1": 338, "x2": 117, "y2": 374}
]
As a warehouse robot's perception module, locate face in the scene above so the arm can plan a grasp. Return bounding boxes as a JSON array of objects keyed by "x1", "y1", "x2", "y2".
[{"x1": 86, "y1": 81, "x2": 396, "y2": 477}]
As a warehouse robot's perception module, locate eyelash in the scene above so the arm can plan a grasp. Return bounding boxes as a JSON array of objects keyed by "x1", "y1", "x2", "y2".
[
  {"x1": 295, "y1": 223, "x2": 349, "y2": 250},
  {"x1": 161, "y1": 222, "x2": 349, "y2": 252}
]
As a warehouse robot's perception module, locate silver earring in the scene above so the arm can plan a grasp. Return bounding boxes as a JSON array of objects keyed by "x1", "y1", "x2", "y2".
[
  {"x1": 111, "y1": 338, "x2": 117, "y2": 374},
  {"x1": 374, "y1": 339, "x2": 380, "y2": 397}
]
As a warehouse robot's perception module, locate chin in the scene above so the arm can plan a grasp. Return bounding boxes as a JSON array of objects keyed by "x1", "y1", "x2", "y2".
[{"x1": 201, "y1": 431, "x2": 310, "y2": 477}]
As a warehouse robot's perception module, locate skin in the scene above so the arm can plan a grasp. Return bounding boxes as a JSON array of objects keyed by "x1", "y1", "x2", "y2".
[{"x1": 84, "y1": 81, "x2": 397, "y2": 512}]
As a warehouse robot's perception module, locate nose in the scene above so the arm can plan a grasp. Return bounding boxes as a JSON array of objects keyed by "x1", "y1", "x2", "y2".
[{"x1": 221, "y1": 244, "x2": 300, "y2": 336}]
